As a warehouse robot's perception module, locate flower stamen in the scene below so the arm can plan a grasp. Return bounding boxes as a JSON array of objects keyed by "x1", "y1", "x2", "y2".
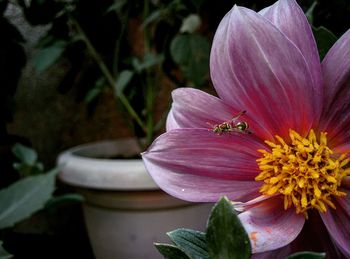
[{"x1": 255, "y1": 129, "x2": 350, "y2": 218}]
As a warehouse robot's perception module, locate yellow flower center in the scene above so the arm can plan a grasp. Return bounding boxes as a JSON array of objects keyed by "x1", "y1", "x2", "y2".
[{"x1": 255, "y1": 129, "x2": 350, "y2": 218}]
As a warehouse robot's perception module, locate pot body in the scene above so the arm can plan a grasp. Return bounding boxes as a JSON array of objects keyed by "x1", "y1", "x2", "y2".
[{"x1": 58, "y1": 139, "x2": 212, "y2": 259}]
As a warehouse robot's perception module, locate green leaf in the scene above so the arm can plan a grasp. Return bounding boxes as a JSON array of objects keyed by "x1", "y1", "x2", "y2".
[
  {"x1": 114, "y1": 70, "x2": 134, "y2": 97},
  {"x1": 142, "y1": 10, "x2": 164, "y2": 28},
  {"x1": 167, "y1": 229, "x2": 209, "y2": 259},
  {"x1": 155, "y1": 243, "x2": 189, "y2": 259},
  {"x1": 206, "y1": 197, "x2": 251, "y2": 259},
  {"x1": 0, "y1": 169, "x2": 57, "y2": 229},
  {"x1": 305, "y1": 1, "x2": 317, "y2": 25},
  {"x1": 45, "y1": 193, "x2": 84, "y2": 210},
  {"x1": 0, "y1": 241, "x2": 12, "y2": 259},
  {"x1": 132, "y1": 53, "x2": 164, "y2": 73},
  {"x1": 33, "y1": 40, "x2": 67, "y2": 73},
  {"x1": 170, "y1": 34, "x2": 210, "y2": 86},
  {"x1": 180, "y1": 14, "x2": 202, "y2": 33},
  {"x1": 313, "y1": 26, "x2": 337, "y2": 60},
  {"x1": 13, "y1": 163, "x2": 44, "y2": 177},
  {"x1": 85, "y1": 77, "x2": 106, "y2": 103},
  {"x1": 12, "y1": 143, "x2": 37, "y2": 165},
  {"x1": 85, "y1": 88, "x2": 102, "y2": 103},
  {"x1": 286, "y1": 251, "x2": 326, "y2": 259},
  {"x1": 105, "y1": 0, "x2": 127, "y2": 14}
]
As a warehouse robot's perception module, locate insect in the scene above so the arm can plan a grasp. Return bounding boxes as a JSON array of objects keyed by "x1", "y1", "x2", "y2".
[{"x1": 210, "y1": 111, "x2": 251, "y2": 134}]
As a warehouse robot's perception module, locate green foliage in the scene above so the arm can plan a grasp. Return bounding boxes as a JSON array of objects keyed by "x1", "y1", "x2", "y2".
[
  {"x1": 206, "y1": 197, "x2": 251, "y2": 259},
  {"x1": 84, "y1": 77, "x2": 106, "y2": 103},
  {"x1": 168, "y1": 229, "x2": 209, "y2": 258},
  {"x1": 0, "y1": 169, "x2": 57, "y2": 229},
  {"x1": 286, "y1": 251, "x2": 326, "y2": 259},
  {"x1": 12, "y1": 143, "x2": 44, "y2": 177},
  {"x1": 45, "y1": 193, "x2": 85, "y2": 211},
  {"x1": 131, "y1": 53, "x2": 164, "y2": 74},
  {"x1": 156, "y1": 197, "x2": 327, "y2": 259},
  {"x1": 180, "y1": 14, "x2": 202, "y2": 33},
  {"x1": 155, "y1": 197, "x2": 251, "y2": 259},
  {"x1": 155, "y1": 243, "x2": 189, "y2": 259},
  {"x1": 170, "y1": 34, "x2": 210, "y2": 86},
  {"x1": 304, "y1": 1, "x2": 338, "y2": 60},
  {"x1": 305, "y1": 1, "x2": 317, "y2": 25},
  {"x1": 33, "y1": 40, "x2": 67, "y2": 73},
  {"x1": 313, "y1": 26, "x2": 337, "y2": 60},
  {"x1": 114, "y1": 70, "x2": 134, "y2": 97}
]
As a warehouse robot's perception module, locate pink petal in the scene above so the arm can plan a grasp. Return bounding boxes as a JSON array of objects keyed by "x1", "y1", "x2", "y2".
[
  {"x1": 142, "y1": 128, "x2": 264, "y2": 202},
  {"x1": 165, "y1": 108, "x2": 179, "y2": 131},
  {"x1": 259, "y1": 0, "x2": 323, "y2": 99},
  {"x1": 320, "y1": 195, "x2": 350, "y2": 257},
  {"x1": 210, "y1": 6, "x2": 317, "y2": 138},
  {"x1": 252, "y1": 245, "x2": 292, "y2": 259},
  {"x1": 238, "y1": 196, "x2": 305, "y2": 253},
  {"x1": 167, "y1": 88, "x2": 239, "y2": 130},
  {"x1": 319, "y1": 29, "x2": 350, "y2": 146},
  {"x1": 254, "y1": 210, "x2": 344, "y2": 258},
  {"x1": 166, "y1": 88, "x2": 273, "y2": 140}
]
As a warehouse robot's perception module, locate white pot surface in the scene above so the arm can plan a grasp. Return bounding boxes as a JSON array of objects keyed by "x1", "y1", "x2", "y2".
[{"x1": 57, "y1": 139, "x2": 158, "y2": 190}]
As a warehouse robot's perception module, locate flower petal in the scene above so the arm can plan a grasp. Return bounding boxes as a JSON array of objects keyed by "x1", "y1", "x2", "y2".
[
  {"x1": 319, "y1": 29, "x2": 350, "y2": 146},
  {"x1": 166, "y1": 88, "x2": 273, "y2": 140},
  {"x1": 259, "y1": 0, "x2": 322, "y2": 96},
  {"x1": 210, "y1": 6, "x2": 317, "y2": 138},
  {"x1": 167, "y1": 88, "x2": 238, "y2": 130},
  {"x1": 254, "y1": 210, "x2": 344, "y2": 258},
  {"x1": 142, "y1": 128, "x2": 264, "y2": 202},
  {"x1": 320, "y1": 195, "x2": 350, "y2": 257},
  {"x1": 166, "y1": 108, "x2": 179, "y2": 131},
  {"x1": 238, "y1": 196, "x2": 305, "y2": 253},
  {"x1": 252, "y1": 246, "x2": 292, "y2": 259}
]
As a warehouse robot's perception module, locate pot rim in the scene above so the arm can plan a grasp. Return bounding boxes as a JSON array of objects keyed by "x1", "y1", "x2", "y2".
[{"x1": 57, "y1": 139, "x2": 159, "y2": 191}]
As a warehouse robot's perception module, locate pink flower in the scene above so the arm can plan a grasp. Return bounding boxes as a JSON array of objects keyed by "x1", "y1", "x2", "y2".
[{"x1": 142, "y1": 0, "x2": 350, "y2": 257}]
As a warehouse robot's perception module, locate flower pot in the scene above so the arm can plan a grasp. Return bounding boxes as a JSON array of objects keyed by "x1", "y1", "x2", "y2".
[{"x1": 57, "y1": 138, "x2": 212, "y2": 259}]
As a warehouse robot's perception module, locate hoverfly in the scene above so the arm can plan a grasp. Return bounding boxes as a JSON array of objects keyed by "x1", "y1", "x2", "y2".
[{"x1": 210, "y1": 110, "x2": 251, "y2": 134}]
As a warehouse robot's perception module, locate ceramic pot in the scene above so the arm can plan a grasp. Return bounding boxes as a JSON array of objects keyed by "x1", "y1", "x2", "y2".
[{"x1": 58, "y1": 138, "x2": 212, "y2": 259}]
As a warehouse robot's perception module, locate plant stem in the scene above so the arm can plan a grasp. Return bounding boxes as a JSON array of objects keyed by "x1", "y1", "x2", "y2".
[{"x1": 71, "y1": 18, "x2": 147, "y2": 132}]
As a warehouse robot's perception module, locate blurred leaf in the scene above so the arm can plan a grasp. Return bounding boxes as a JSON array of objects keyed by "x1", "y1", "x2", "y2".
[
  {"x1": 13, "y1": 162, "x2": 44, "y2": 177},
  {"x1": 286, "y1": 251, "x2": 326, "y2": 259},
  {"x1": 170, "y1": 34, "x2": 210, "y2": 86},
  {"x1": 85, "y1": 77, "x2": 106, "y2": 103},
  {"x1": 167, "y1": 229, "x2": 209, "y2": 259},
  {"x1": 180, "y1": 14, "x2": 202, "y2": 33},
  {"x1": 45, "y1": 193, "x2": 84, "y2": 213},
  {"x1": 33, "y1": 40, "x2": 67, "y2": 73},
  {"x1": 306, "y1": 1, "x2": 317, "y2": 25},
  {"x1": 313, "y1": 26, "x2": 337, "y2": 60},
  {"x1": 106, "y1": 0, "x2": 127, "y2": 14},
  {"x1": 12, "y1": 144, "x2": 44, "y2": 177},
  {"x1": 114, "y1": 70, "x2": 134, "y2": 97},
  {"x1": 132, "y1": 53, "x2": 164, "y2": 73},
  {"x1": 12, "y1": 143, "x2": 37, "y2": 166},
  {"x1": 155, "y1": 243, "x2": 189, "y2": 259},
  {"x1": 0, "y1": 241, "x2": 12, "y2": 259},
  {"x1": 142, "y1": 10, "x2": 164, "y2": 28},
  {"x1": 0, "y1": 169, "x2": 57, "y2": 229},
  {"x1": 85, "y1": 88, "x2": 102, "y2": 103},
  {"x1": 206, "y1": 197, "x2": 251, "y2": 259},
  {"x1": 46, "y1": 193, "x2": 84, "y2": 208}
]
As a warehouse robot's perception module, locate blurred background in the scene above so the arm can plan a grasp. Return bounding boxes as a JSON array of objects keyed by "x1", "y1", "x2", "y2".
[{"x1": 0, "y1": 0, "x2": 349, "y2": 258}]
